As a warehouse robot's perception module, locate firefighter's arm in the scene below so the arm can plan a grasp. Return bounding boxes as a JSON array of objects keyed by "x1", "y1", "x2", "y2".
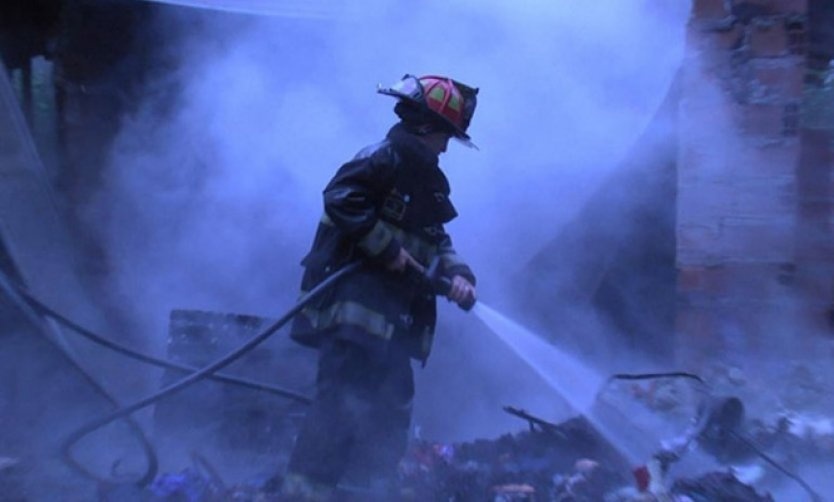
[
  {"x1": 322, "y1": 148, "x2": 403, "y2": 264},
  {"x1": 437, "y1": 232, "x2": 477, "y2": 305},
  {"x1": 437, "y1": 233, "x2": 476, "y2": 285}
]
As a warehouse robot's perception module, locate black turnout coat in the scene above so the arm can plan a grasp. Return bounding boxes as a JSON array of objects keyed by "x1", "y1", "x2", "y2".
[{"x1": 290, "y1": 123, "x2": 476, "y2": 362}]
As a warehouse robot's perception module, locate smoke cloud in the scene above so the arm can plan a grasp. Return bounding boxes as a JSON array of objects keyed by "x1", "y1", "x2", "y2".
[{"x1": 87, "y1": 0, "x2": 690, "y2": 443}]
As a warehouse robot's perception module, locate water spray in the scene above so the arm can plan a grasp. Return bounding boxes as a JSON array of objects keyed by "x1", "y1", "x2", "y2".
[
  {"x1": 471, "y1": 302, "x2": 656, "y2": 465},
  {"x1": 469, "y1": 296, "x2": 823, "y2": 501},
  {"x1": 416, "y1": 257, "x2": 656, "y2": 463}
]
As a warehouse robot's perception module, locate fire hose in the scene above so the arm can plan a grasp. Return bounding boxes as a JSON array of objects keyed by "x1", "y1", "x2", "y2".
[
  {"x1": 0, "y1": 261, "x2": 362, "y2": 487},
  {"x1": 17, "y1": 292, "x2": 313, "y2": 405},
  {"x1": 0, "y1": 257, "x2": 460, "y2": 488},
  {"x1": 0, "y1": 270, "x2": 160, "y2": 487}
]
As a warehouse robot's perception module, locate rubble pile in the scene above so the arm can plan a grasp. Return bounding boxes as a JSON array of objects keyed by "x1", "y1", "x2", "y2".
[
  {"x1": 399, "y1": 416, "x2": 629, "y2": 501},
  {"x1": 396, "y1": 415, "x2": 780, "y2": 502}
]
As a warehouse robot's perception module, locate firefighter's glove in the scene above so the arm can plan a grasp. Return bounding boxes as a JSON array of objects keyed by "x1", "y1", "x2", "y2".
[{"x1": 448, "y1": 275, "x2": 476, "y2": 309}]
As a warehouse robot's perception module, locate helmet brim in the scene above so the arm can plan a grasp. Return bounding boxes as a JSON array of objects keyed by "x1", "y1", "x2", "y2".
[{"x1": 452, "y1": 135, "x2": 478, "y2": 150}]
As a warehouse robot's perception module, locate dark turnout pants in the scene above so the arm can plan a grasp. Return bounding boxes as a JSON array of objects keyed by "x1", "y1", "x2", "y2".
[{"x1": 286, "y1": 336, "x2": 415, "y2": 493}]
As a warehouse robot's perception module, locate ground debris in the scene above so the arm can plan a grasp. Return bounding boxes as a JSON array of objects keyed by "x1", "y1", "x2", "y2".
[
  {"x1": 672, "y1": 472, "x2": 774, "y2": 501},
  {"x1": 398, "y1": 416, "x2": 629, "y2": 501},
  {"x1": 116, "y1": 400, "x2": 834, "y2": 501}
]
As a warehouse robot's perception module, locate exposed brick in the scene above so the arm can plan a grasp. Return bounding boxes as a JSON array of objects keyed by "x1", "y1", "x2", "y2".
[
  {"x1": 678, "y1": 267, "x2": 706, "y2": 293},
  {"x1": 751, "y1": 59, "x2": 804, "y2": 101},
  {"x1": 719, "y1": 216, "x2": 795, "y2": 261},
  {"x1": 679, "y1": 263, "x2": 792, "y2": 299},
  {"x1": 740, "y1": 103, "x2": 786, "y2": 137},
  {"x1": 677, "y1": 224, "x2": 724, "y2": 266},
  {"x1": 719, "y1": 24, "x2": 747, "y2": 50},
  {"x1": 674, "y1": 302, "x2": 733, "y2": 368},
  {"x1": 775, "y1": 0, "x2": 808, "y2": 14},
  {"x1": 730, "y1": 179, "x2": 795, "y2": 218},
  {"x1": 740, "y1": 0, "x2": 808, "y2": 15},
  {"x1": 686, "y1": 23, "x2": 745, "y2": 52},
  {"x1": 678, "y1": 186, "x2": 729, "y2": 221},
  {"x1": 677, "y1": 265, "x2": 730, "y2": 295},
  {"x1": 677, "y1": 0, "x2": 815, "y2": 361},
  {"x1": 678, "y1": 223, "x2": 721, "y2": 249},
  {"x1": 679, "y1": 91, "x2": 736, "y2": 130},
  {"x1": 678, "y1": 137, "x2": 732, "y2": 183},
  {"x1": 750, "y1": 18, "x2": 789, "y2": 57},
  {"x1": 691, "y1": 0, "x2": 730, "y2": 20},
  {"x1": 734, "y1": 142, "x2": 800, "y2": 179}
]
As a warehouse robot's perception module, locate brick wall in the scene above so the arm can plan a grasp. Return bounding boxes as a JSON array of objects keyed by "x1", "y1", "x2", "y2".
[{"x1": 677, "y1": 0, "x2": 833, "y2": 370}]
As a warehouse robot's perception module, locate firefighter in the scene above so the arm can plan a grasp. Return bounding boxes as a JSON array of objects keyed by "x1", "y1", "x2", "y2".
[{"x1": 282, "y1": 74, "x2": 479, "y2": 500}]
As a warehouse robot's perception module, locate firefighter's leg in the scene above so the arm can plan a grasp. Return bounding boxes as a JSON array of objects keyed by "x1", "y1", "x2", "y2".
[
  {"x1": 284, "y1": 339, "x2": 362, "y2": 499},
  {"x1": 347, "y1": 343, "x2": 414, "y2": 495}
]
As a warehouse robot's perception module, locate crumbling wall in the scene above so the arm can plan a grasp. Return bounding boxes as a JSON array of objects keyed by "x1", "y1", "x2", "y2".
[{"x1": 677, "y1": 0, "x2": 833, "y2": 399}]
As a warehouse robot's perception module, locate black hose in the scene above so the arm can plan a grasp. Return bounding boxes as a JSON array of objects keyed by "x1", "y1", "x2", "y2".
[
  {"x1": 728, "y1": 430, "x2": 823, "y2": 502},
  {"x1": 17, "y1": 290, "x2": 311, "y2": 404},
  {"x1": 60, "y1": 261, "x2": 361, "y2": 486},
  {"x1": 596, "y1": 371, "x2": 709, "y2": 403},
  {"x1": 606, "y1": 371, "x2": 708, "y2": 387},
  {"x1": 0, "y1": 270, "x2": 159, "y2": 486}
]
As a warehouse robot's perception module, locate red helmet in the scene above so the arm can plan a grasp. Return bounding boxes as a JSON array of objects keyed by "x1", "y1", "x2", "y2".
[{"x1": 378, "y1": 74, "x2": 478, "y2": 148}]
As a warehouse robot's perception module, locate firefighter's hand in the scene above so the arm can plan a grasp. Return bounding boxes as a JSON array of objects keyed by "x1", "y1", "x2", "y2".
[
  {"x1": 386, "y1": 247, "x2": 422, "y2": 273},
  {"x1": 448, "y1": 275, "x2": 476, "y2": 306}
]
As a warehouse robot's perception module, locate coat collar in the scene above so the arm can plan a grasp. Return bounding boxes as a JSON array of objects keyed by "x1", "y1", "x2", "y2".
[{"x1": 386, "y1": 123, "x2": 439, "y2": 168}]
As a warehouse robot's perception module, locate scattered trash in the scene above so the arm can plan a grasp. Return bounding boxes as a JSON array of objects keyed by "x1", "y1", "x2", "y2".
[{"x1": 398, "y1": 412, "x2": 629, "y2": 501}]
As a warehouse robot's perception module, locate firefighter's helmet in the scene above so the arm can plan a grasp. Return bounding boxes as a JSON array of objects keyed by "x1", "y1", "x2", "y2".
[{"x1": 378, "y1": 74, "x2": 478, "y2": 148}]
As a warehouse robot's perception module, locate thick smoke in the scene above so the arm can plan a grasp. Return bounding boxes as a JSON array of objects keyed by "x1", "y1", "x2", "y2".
[{"x1": 88, "y1": 0, "x2": 689, "y2": 443}]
